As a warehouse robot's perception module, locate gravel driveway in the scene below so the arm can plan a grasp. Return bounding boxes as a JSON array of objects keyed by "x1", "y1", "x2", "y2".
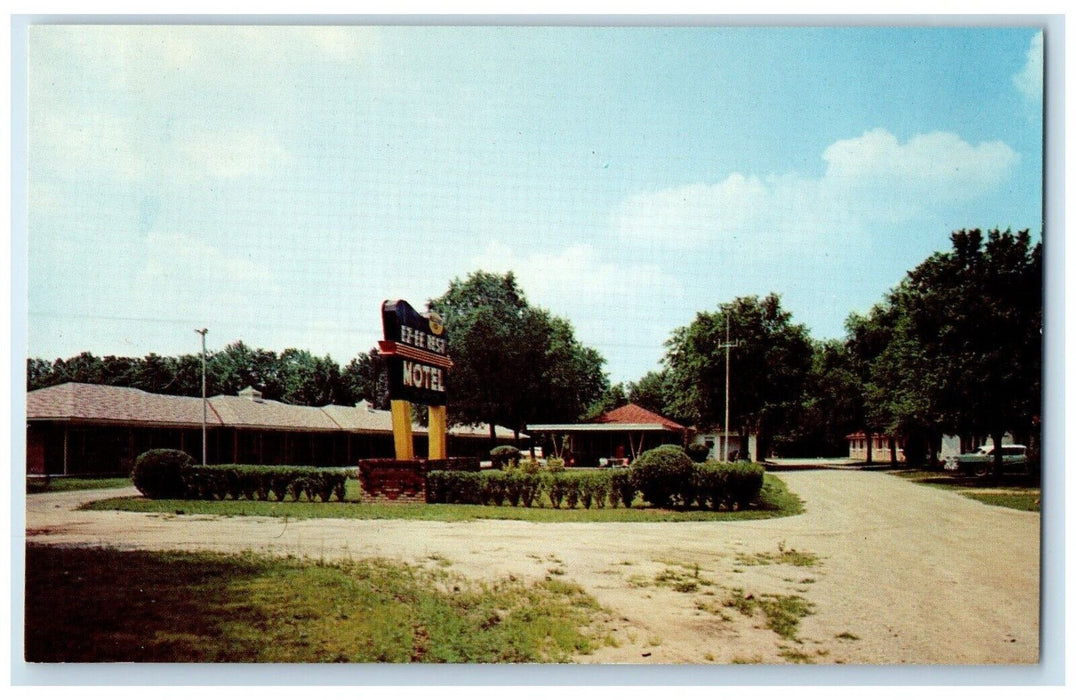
[{"x1": 24, "y1": 470, "x2": 1040, "y2": 664}]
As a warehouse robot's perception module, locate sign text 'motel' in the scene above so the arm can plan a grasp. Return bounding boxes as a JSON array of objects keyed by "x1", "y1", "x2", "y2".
[{"x1": 378, "y1": 299, "x2": 452, "y2": 406}]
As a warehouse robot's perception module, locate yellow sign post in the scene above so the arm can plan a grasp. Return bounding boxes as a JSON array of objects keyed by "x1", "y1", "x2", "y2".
[
  {"x1": 428, "y1": 404, "x2": 447, "y2": 459},
  {"x1": 390, "y1": 399, "x2": 415, "y2": 460},
  {"x1": 379, "y1": 300, "x2": 452, "y2": 461}
]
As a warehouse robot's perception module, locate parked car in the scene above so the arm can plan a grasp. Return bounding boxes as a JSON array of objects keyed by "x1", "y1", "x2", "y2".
[{"x1": 944, "y1": 444, "x2": 1028, "y2": 477}]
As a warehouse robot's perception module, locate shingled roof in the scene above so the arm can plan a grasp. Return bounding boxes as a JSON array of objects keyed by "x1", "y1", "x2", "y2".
[
  {"x1": 28, "y1": 383, "x2": 521, "y2": 438},
  {"x1": 208, "y1": 392, "x2": 340, "y2": 432},
  {"x1": 26, "y1": 382, "x2": 218, "y2": 428},
  {"x1": 593, "y1": 403, "x2": 686, "y2": 432}
]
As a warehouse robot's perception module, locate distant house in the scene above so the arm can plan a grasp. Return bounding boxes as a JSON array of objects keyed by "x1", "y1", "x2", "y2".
[
  {"x1": 26, "y1": 382, "x2": 518, "y2": 475},
  {"x1": 691, "y1": 429, "x2": 758, "y2": 463},
  {"x1": 845, "y1": 431, "x2": 903, "y2": 463},
  {"x1": 527, "y1": 403, "x2": 686, "y2": 467},
  {"x1": 847, "y1": 431, "x2": 1016, "y2": 465}
]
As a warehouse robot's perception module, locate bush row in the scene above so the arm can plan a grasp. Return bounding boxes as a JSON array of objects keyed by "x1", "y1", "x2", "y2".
[
  {"x1": 131, "y1": 448, "x2": 351, "y2": 501},
  {"x1": 426, "y1": 456, "x2": 764, "y2": 511},
  {"x1": 426, "y1": 469, "x2": 634, "y2": 508},
  {"x1": 631, "y1": 446, "x2": 765, "y2": 509},
  {"x1": 182, "y1": 465, "x2": 350, "y2": 502}
]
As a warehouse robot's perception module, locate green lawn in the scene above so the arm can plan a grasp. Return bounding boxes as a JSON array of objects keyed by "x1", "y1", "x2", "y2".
[
  {"x1": 25, "y1": 544, "x2": 611, "y2": 662},
  {"x1": 27, "y1": 476, "x2": 132, "y2": 494},
  {"x1": 886, "y1": 469, "x2": 1041, "y2": 512},
  {"x1": 82, "y1": 473, "x2": 803, "y2": 523}
]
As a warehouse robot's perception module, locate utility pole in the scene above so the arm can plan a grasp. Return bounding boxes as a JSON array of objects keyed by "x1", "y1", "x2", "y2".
[
  {"x1": 719, "y1": 314, "x2": 737, "y2": 462},
  {"x1": 195, "y1": 328, "x2": 208, "y2": 466}
]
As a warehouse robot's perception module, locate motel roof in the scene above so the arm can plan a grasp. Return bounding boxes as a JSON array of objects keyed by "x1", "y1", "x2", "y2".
[
  {"x1": 208, "y1": 390, "x2": 340, "y2": 432},
  {"x1": 26, "y1": 382, "x2": 218, "y2": 428},
  {"x1": 27, "y1": 383, "x2": 520, "y2": 438}
]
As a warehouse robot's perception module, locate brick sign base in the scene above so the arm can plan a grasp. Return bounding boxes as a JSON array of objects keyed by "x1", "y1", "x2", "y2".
[{"x1": 357, "y1": 457, "x2": 480, "y2": 503}]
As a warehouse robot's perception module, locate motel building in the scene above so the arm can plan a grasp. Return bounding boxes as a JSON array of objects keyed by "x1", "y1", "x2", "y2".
[{"x1": 26, "y1": 382, "x2": 517, "y2": 476}]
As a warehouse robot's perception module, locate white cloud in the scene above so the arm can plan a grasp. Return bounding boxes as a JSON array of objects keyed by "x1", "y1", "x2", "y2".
[
  {"x1": 1013, "y1": 32, "x2": 1043, "y2": 106},
  {"x1": 469, "y1": 241, "x2": 684, "y2": 380},
  {"x1": 823, "y1": 129, "x2": 1019, "y2": 200},
  {"x1": 615, "y1": 128, "x2": 1019, "y2": 250}
]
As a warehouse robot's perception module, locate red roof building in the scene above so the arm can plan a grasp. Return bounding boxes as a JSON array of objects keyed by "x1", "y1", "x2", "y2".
[
  {"x1": 593, "y1": 403, "x2": 686, "y2": 432},
  {"x1": 527, "y1": 403, "x2": 686, "y2": 466}
]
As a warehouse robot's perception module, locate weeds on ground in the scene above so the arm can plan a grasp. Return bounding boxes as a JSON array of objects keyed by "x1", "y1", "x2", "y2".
[
  {"x1": 735, "y1": 542, "x2": 820, "y2": 568},
  {"x1": 722, "y1": 588, "x2": 815, "y2": 641},
  {"x1": 24, "y1": 544, "x2": 610, "y2": 663},
  {"x1": 731, "y1": 654, "x2": 764, "y2": 664},
  {"x1": 778, "y1": 646, "x2": 815, "y2": 664}
]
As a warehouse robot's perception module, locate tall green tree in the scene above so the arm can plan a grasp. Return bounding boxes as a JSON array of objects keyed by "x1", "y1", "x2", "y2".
[
  {"x1": 845, "y1": 302, "x2": 901, "y2": 464},
  {"x1": 341, "y1": 349, "x2": 389, "y2": 409},
  {"x1": 664, "y1": 294, "x2": 813, "y2": 459},
  {"x1": 427, "y1": 271, "x2": 609, "y2": 443},
  {"x1": 628, "y1": 370, "x2": 672, "y2": 417},
  {"x1": 899, "y1": 229, "x2": 1041, "y2": 475},
  {"x1": 845, "y1": 229, "x2": 1041, "y2": 473},
  {"x1": 779, "y1": 339, "x2": 861, "y2": 457}
]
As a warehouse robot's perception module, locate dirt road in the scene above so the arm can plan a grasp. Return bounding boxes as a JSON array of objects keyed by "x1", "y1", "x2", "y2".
[{"x1": 24, "y1": 470, "x2": 1040, "y2": 664}]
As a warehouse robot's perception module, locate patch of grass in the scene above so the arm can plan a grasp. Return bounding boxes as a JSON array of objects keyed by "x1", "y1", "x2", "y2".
[
  {"x1": 25, "y1": 544, "x2": 610, "y2": 663},
  {"x1": 756, "y1": 475, "x2": 805, "y2": 514},
  {"x1": 962, "y1": 492, "x2": 1041, "y2": 512},
  {"x1": 722, "y1": 589, "x2": 814, "y2": 641},
  {"x1": 887, "y1": 469, "x2": 1040, "y2": 512},
  {"x1": 28, "y1": 476, "x2": 131, "y2": 493},
  {"x1": 778, "y1": 646, "x2": 815, "y2": 664},
  {"x1": 82, "y1": 475, "x2": 804, "y2": 522},
  {"x1": 694, "y1": 599, "x2": 732, "y2": 621},
  {"x1": 731, "y1": 654, "x2": 763, "y2": 664},
  {"x1": 652, "y1": 564, "x2": 713, "y2": 593},
  {"x1": 735, "y1": 547, "x2": 820, "y2": 568}
]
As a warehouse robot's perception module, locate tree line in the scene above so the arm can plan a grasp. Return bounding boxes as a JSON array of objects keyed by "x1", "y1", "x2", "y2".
[
  {"x1": 28, "y1": 228, "x2": 1041, "y2": 472},
  {"x1": 27, "y1": 343, "x2": 387, "y2": 410},
  {"x1": 26, "y1": 270, "x2": 609, "y2": 441},
  {"x1": 594, "y1": 228, "x2": 1041, "y2": 473}
]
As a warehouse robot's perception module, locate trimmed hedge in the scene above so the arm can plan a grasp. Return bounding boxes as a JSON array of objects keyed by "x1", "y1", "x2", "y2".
[
  {"x1": 691, "y1": 462, "x2": 766, "y2": 511},
  {"x1": 425, "y1": 469, "x2": 630, "y2": 509},
  {"x1": 490, "y1": 445, "x2": 522, "y2": 469},
  {"x1": 180, "y1": 465, "x2": 351, "y2": 502},
  {"x1": 425, "y1": 461, "x2": 763, "y2": 511},
  {"x1": 132, "y1": 449, "x2": 193, "y2": 499},
  {"x1": 686, "y1": 441, "x2": 712, "y2": 463},
  {"x1": 630, "y1": 445, "x2": 695, "y2": 508}
]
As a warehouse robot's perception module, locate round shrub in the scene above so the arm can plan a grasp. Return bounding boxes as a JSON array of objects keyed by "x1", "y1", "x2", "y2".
[
  {"x1": 490, "y1": 445, "x2": 522, "y2": 470},
  {"x1": 630, "y1": 445, "x2": 694, "y2": 508},
  {"x1": 686, "y1": 441, "x2": 711, "y2": 463},
  {"x1": 131, "y1": 448, "x2": 193, "y2": 499}
]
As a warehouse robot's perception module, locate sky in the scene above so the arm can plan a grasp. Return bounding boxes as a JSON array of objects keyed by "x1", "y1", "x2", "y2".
[{"x1": 24, "y1": 24, "x2": 1044, "y2": 385}]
